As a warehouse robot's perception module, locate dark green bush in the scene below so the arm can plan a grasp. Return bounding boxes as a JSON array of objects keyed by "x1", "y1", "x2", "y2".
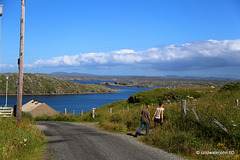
[{"x1": 220, "y1": 82, "x2": 240, "y2": 92}]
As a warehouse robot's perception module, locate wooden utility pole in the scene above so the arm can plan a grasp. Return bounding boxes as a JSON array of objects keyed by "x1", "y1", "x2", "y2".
[{"x1": 17, "y1": 0, "x2": 25, "y2": 126}]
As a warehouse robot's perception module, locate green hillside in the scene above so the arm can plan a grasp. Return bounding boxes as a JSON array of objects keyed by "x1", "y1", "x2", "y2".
[
  {"x1": 35, "y1": 82, "x2": 240, "y2": 159},
  {"x1": 0, "y1": 73, "x2": 114, "y2": 95},
  {"x1": 94, "y1": 83, "x2": 240, "y2": 159}
]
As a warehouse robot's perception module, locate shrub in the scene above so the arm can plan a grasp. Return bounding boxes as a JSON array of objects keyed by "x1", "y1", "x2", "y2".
[{"x1": 220, "y1": 82, "x2": 240, "y2": 92}]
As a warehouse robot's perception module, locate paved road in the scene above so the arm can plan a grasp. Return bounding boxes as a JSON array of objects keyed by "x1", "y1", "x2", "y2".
[{"x1": 37, "y1": 121, "x2": 184, "y2": 160}]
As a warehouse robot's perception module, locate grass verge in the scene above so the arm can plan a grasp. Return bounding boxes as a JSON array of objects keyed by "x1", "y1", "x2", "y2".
[{"x1": 0, "y1": 113, "x2": 47, "y2": 160}]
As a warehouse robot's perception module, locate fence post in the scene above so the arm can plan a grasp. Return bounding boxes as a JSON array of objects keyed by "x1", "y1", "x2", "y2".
[
  {"x1": 236, "y1": 99, "x2": 239, "y2": 106},
  {"x1": 110, "y1": 108, "x2": 112, "y2": 114},
  {"x1": 92, "y1": 108, "x2": 96, "y2": 118},
  {"x1": 64, "y1": 108, "x2": 67, "y2": 115},
  {"x1": 181, "y1": 100, "x2": 187, "y2": 115},
  {"x1": 212, "y1": 118, "x2": 228, "y2": 133},
  {"x1": 192, "y1": 107, "x2": 199, "y2": 122},
  {"x1": 81, "y1": 110, "x2": 83, "y2": 116}
]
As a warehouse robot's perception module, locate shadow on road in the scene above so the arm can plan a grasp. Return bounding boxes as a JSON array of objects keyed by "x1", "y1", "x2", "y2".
[
  {"x1": 126, "y1": 132, "x2": 145, "y2": 137},
  {"x1": 48, "y1": 139, "x2": 70, "y2": 144}
]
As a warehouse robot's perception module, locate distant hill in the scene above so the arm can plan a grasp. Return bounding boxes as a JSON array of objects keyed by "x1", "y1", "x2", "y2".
[
  {"x1": 36, "y1": 72, "x2": 239, "y2": 82},
  {"x1": 0, "y1": 73, "x2": 115, "y2": 95},
  {"x1": 51, "y1": 72, "x2": 95, "y2": 77},
  {"x1": 32, "y1": 72, "x2": 239, "y2": 88},
  {"x1": 165, "y1": 75, "x2": 239, "y2": 81},
  {"x1": 46, "y1": 72, "x2": 239, "y2": 82}
]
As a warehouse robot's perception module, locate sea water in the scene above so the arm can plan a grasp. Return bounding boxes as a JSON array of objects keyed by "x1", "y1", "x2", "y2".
[{"x1": 0, "y1": 81, "x2": 156, "y2": 113}]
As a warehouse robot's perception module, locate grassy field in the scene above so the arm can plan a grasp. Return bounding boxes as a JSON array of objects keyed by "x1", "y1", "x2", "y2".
[
  {"x1": 35, "y1": 82, "x2": 240, "y2": 160},
  {"x1": 0, "y1": 113, "x2": 47, "y2": 160}
]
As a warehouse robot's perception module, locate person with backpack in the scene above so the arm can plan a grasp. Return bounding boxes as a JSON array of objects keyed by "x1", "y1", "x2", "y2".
[{"x1": 135, "y1": 105, "x2": 151, "y2": 137}]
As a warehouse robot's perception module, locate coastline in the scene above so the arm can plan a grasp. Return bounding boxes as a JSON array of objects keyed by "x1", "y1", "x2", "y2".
[{"x1": 0, "y1": 90, "x2": 116, "y2": 96}]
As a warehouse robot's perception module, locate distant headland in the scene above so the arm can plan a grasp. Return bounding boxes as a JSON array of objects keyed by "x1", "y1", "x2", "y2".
[{"x1": 0, "y1": 73, "x2": 115, "y2": 95}]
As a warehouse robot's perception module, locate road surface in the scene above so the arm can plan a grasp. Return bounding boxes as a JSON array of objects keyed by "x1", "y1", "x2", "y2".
[{"x1": 37, "y1": 121, "x2": 184, "y2": 160}]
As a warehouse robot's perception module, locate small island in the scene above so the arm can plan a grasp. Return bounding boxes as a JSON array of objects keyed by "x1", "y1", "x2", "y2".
[{"x1": 0, "y1": 73, "x2": 115, "y2": 95}]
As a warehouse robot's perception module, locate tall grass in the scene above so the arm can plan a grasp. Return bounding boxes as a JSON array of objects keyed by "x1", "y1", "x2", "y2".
[{"x1": 0, "y1": 113, "x2": 46, "y2": 160}]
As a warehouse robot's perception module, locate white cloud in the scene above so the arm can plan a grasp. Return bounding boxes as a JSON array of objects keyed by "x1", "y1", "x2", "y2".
[
  {"x1": 112, "y1": 49, "x2": 135, "y2": 55},
  {"x1": 229, "y1": 39, "x2": 240, "y2": 51},
  {"x1": 21, "y1": 39, "x2": 240, "y2": 71},
  {"x1": 0, "y1": 64, "x2": 16, "y2": 69}
]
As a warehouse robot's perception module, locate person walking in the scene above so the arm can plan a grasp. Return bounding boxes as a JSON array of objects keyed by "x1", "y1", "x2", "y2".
[
  {"x1": 135, "y1": 105, "x2": 151, "y2": 137},
  {"x1": 152, "y1": 102, "x2": 164, "y2": 130}
]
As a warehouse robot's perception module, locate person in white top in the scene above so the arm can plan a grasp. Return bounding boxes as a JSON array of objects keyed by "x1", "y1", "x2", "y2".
[{"x1": 152, "y1": 102, "x2": 164, "y2": 130}]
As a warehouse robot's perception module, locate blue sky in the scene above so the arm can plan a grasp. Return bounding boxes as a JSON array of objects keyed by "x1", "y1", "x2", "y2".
[{"x1": 0, "y1": 0, "x2": 240, "y2": 78}]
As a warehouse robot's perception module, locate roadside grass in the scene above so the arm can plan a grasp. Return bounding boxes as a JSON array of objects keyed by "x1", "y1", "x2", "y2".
[
  {"x1": 35, "y1": 111, "x2": 95, "y2": 122},
  {"x1": 0, "y1": 113, "x2": 47, "y2": 160},
  {"x1": 35, "y1": 82, "x2": 240, "y2": 160}
]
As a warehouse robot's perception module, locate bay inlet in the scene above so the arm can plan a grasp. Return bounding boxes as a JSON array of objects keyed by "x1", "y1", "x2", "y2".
[{"x1": 0, "y1": 81, "x2": 156, "y2": 114}]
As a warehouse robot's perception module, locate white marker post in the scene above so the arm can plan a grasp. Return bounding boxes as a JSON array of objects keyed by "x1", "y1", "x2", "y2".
[
  {"x1": 92, "y1": 108, "x2": 96, "y2": 118},
  {"x1": 64, "y1": 108, "x2": 67, "y2": 115}
]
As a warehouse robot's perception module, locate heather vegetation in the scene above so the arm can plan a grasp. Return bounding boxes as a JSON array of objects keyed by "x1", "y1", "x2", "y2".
[{"x1": 36, "y1": 82, "x2": 240, "y2": 159}]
